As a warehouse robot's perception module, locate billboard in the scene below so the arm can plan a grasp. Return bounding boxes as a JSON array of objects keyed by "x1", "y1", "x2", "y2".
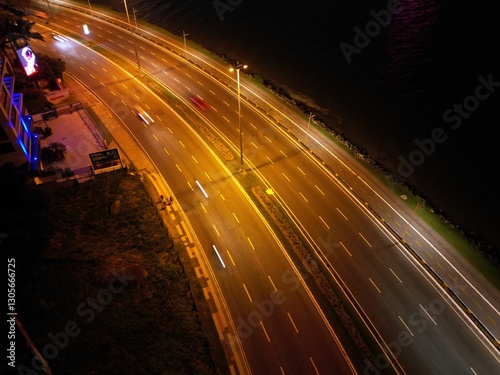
[
  {"x1": 16, "y1": 46, "x2": 38, "y2": 77},
  {"x1": 89, "y1": 148, "x2": 122, "y2": 174}
]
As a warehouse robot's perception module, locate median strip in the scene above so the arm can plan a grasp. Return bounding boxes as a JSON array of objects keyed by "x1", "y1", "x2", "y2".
[{"x1": 251, "y1": 185, "x2": 374, "y2": 364}]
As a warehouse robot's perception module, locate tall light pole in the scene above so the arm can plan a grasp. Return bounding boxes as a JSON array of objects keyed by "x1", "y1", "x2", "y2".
[
  {"x1": 229, "y1": 62, "x2": 247, "y2": 170},
  {"x1": 87, "y1": 0, "x2": 93, "y2": 16},
  {"x1": 304, "y1": 112, "x2": 314, "y2": 146},
  {"x1": 124, "y1": 0, "x2": 140, "y2": 70},
  {"x1": 133, "y1": 7, "x2": 139, "y2": 33},
  {"x1": 182, "y1": 31, "x2": 189, "y2": 59}
]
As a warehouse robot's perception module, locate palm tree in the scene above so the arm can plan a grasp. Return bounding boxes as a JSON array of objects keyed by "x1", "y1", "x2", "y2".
[{"x1": 0, "y1": 7, "x2": 44, "y2": 53}]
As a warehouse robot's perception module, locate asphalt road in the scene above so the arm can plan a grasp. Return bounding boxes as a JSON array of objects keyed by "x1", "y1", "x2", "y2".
[
  {"x1": 31, "y1": 17, "x2": 357, "y2": 375},
  {"x1": 29, "y1": 1, "x2": 500, "y2": 374}
]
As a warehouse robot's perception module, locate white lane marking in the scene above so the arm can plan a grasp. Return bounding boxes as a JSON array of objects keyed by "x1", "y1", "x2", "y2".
[
  {"x1": 247, "y1": 237, "x2": 255, "y2": 250},
  {"x1": 288, "y1": 312, "x2": 299, "y2": 333},
  {"x1": 340, "y1": 241, "x2": 352, "y2": 256},
  {"x1": 398, "y1": 315, "x2": 414, "y2": 336},
  {"x1": 315, "y1": 185, "x2": 325, "y2": 195},
  {"x1": 227, "y1": 251, "x2": 236, "y2": 266},
  {"x1": 389, "y1": 268, "x2": 403, "y2": 283},
  {"x1": 260, "y1": 322, "x2": 271, "y2": 342},
  {"x1": 319, "y1": 216, "x2": 330, "y2": 229},
  {"x1": 369, "y1": 278, "x2": 381, "y2": 293},
  {"x1": 268, "y1": 276, "x2": 277, "y2": 291},
  {"x1": 336, "y1": 207, "x2": 348, "y2": 220},
  {"x1": 359, "y1": 232, "x2": 372, "y2": 247},
  {"x1": 243, "y1": 283, "x2": 252, "y2": 302},
  {"x1": 420, "y1": 304, "x2": 438, "y2": 325},
  {"x1": 309, "y1": 357, "x2": 319, "y2": 375}
]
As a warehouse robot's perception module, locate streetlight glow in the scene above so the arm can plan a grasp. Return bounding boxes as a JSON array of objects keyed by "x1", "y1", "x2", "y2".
[{"x1": 230, "y1": 62, "x2": 247, "y2": 170}]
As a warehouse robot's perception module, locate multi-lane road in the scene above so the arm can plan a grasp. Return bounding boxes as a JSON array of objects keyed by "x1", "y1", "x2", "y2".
[{"x1": 28, "y1": 1, "x2": 500, "y2": 374}]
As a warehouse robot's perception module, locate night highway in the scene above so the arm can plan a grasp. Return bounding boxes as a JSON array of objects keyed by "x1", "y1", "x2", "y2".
[{"x1": 28, "y1": 1, "x2": 500, "y2": 374}]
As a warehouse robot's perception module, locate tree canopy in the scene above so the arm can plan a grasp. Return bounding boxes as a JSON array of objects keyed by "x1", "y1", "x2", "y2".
[
  {"x1": 0, "y1": 6, "x2": 43, "y2": 49},
  {"x1": 36, "y1": 53, "x2": 66, "y2": 82}
]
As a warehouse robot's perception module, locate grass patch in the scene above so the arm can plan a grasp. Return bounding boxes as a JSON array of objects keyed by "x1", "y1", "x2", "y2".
[{"x1": 364, "y1": 168, "x2": 500, "y2": 290}]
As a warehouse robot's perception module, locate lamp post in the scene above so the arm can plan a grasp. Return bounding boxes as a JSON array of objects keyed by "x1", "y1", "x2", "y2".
[
  {"x1": 133, "y1": 7, "x2": 139, "y2": 33},
  {"x1": 229, "y1": 62, "x2": 247, "y2": 170},
  {"x1": 304, "y1": 112, "x2": 314, "y2": 146},
  {"x1": 87, "y1": 0, "x2": 93, "y2": 15},
  {"x1": 182, "y1": 30, "x2": 189, "y2": 59},
  {"x1": 123, "y1": 0, "x2": 140, "y2": 70}
]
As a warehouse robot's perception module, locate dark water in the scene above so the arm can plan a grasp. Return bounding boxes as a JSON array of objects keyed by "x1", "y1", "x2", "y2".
[{"x1": 95, "y1": 0, "x2": 500, "y2": 252}]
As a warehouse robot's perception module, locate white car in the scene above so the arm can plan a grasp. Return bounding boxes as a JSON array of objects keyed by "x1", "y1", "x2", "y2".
[
  {"x1": 52, "y1": 33, "x2": 68, "y2": 43},
  {"x1": 133, "y1": 106, "x2": 154, "y2": 125}
]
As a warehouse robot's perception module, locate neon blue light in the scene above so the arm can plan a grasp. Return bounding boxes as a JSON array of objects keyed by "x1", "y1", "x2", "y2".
[
  {"x1": 19, "y1": 137, "x2": 28, "y2": 157},
  {"x1": 30, "y1": 133, "x2": 39, "y2": 170},
  {"x1": 21, "y1": 117, "x2": 30, "y2": 134}
]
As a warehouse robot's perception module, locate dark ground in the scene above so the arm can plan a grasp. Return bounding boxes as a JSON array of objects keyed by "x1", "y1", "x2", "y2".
[{"x1": 1, "y1": 166, "x2": 225, "y2": 375}]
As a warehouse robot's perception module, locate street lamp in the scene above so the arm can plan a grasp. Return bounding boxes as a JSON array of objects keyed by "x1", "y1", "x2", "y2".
[
  {"x1": 304, "y1": 112, "x2": 314, "y2": 146},
  {"x1": 229, "y1": 62, "x2": 247, "y2": 170},
  {"x1": 182, "y1": 30, "x2": 189, "y2": 59},
  {"x1": 123, "y1": 0, "x2": 140, "y2": 70},
  {"x1": 87, "y1": 0, "x2": 93, "y2": 16},
  {"x1": 133, "y1": 7, "x2": 139, "y2": 33}
]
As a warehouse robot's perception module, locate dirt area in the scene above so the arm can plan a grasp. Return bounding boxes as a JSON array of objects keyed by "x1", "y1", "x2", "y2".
[{"x1": 4, "y1": 169, "x2": 225, "y2": 374}]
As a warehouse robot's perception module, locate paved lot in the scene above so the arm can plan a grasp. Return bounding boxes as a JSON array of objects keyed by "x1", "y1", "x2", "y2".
[{"x1": 34, "y1": 74, "x2": 158, "y2": 184}]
